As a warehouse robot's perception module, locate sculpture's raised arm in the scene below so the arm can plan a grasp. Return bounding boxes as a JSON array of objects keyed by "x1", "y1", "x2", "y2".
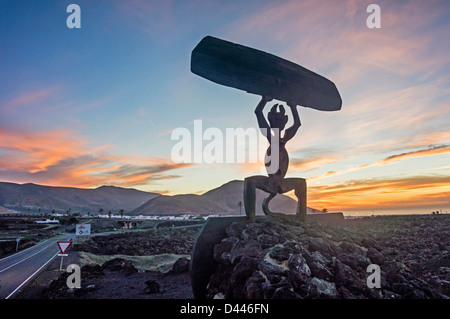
[
  {"x1": 282, "y1": 102, "x2": 301, "y2": 143},
  {"x1": 254, "y1": 96, "x2": 273, "y2": 140}
]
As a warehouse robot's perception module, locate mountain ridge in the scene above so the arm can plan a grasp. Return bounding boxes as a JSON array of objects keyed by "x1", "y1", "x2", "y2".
[
  {"x1": 0, "y1": 181, "x2": 159, "y2": 213},
  {"x1": 0, "y1": 180, "x2": 320, "y2": 216},
  {"x1": 131, "y1": 180, "x2": 320, "y2": 216}
]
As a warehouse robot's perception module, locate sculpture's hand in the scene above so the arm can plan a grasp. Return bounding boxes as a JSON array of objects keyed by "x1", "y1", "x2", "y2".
[
  {"x1": 282, "y1": 102, "x2": 301, "y2": 143},
  {"x1": 287, "y1": 101, "x2": 297, "y2": 108},
  {"x1": 255, "y1": 96, "x2": 271, "y2": 140},
  {"x1": 255, "y1": 96, "x2": 272, "y2": 113},
  {"x1": 287, "y1": 102, "x2": 299, "y2": 118},
  {"x1": 262, "y1": 95, "x2": 273, "y2": 103}
]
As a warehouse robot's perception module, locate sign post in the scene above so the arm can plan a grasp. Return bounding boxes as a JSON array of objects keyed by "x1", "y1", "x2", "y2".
[
  {"x1": 57, "y1": 241, "x2": 72, "y2": 271},
  {"x1": 15, "y1": 238, "x2": 20, "y2": 252}
]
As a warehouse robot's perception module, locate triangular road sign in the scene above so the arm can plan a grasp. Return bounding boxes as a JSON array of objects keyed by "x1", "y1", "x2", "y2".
[{"x1": 57, "y1": 241, "x2": 72, "y2": 254}]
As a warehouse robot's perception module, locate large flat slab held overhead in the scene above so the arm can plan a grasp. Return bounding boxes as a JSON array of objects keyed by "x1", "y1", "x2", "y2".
[{"x1": 191, "y1": 36, "x2": 342, "y2": 111}]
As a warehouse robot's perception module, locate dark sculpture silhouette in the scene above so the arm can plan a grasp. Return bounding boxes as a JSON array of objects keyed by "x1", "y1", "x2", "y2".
[
  {"x1": 189, "y1": 36, "x2": 344, "y2": 299},
  {"x1": 244, "y1": 96, "x2": 306, "y2": 222},
  {"x1": 191, "y1": 36, "x2": 342, "y2": 224}
]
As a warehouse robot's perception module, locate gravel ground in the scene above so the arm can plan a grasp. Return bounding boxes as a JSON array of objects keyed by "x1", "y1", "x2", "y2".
[
  {"x1": 14, "y1": 215, "x2": 449, "y2": 299},
  {"x1": 14, "y1": 227, "x2": 199, "y2": 299},
  {"x1": 207, "y1": 214, "x2": 449, "y2": 299}
]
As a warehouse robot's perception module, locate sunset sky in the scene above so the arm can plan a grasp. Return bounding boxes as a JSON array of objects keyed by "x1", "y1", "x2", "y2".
[{"x1": 1, "y1": 0, "x2": 449, "y2": 215}]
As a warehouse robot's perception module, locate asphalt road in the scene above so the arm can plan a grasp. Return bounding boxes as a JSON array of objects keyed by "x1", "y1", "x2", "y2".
[
  {"x1": 0, "y1": 234, "x2": 74, "y2": 299},
  {"x1": 0, "y1": 224, "x2": 201, "y2": 299}
]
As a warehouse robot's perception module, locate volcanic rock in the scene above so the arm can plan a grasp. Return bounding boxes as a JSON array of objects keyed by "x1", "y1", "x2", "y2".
[{"x1": 205, "y1": 215, "x2": 450, "y2": 299}]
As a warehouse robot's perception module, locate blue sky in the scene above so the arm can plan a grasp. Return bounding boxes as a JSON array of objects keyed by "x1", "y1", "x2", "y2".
[{"x1": 1, "y1": 0, "x2": 449, "y2": 214}]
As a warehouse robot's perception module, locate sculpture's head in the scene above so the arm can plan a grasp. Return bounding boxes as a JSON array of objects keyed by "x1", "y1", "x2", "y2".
[{"x1": 268, "y1": 104, "x2": 288, "y2": 130}]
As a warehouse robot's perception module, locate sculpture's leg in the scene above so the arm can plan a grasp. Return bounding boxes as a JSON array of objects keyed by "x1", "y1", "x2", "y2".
[
  {"x1": 281, "y1": 178, "x2": 307, "y2": 222},
  {"x1": 244, "y1": 176, "x2": 277, "y2": 222},
  {"x1": 262, "y1": 193, "x2": 276, "y2": 216}
]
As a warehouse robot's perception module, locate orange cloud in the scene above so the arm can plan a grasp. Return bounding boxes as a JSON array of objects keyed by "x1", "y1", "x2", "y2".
[
  {"x1": 291, "y1": 156, "x2": 341, "y2": 171},
  {"x1": 307, "y1": 171, "x2": 338, "y2": 181},
  {"x1": 0, "y1": 127, "x2": 190, "y2": 189},
  {"x1": 307, "y1": 175, "x2": 450, "y2": 211},
  {"x1": 0, "y1": 127, "x2": 85, "y2": 173},
  {"x1": 355, "y1": 128, "x2": 450, "y2": 155},
  {"x1": 2, "y1": 87, "x2": 58, "y2": 113},
  {"x1": 380, "y1": 145, "x2": 450, "y2": 164},
  {"x1": 306, "y1": 144, "x2": 450, "y2": 184},
  {"x1": 358, "y1": 144, "x2": 450, "y2": 170}
]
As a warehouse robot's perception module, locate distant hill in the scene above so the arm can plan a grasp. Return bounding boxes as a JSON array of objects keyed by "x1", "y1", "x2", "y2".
[
  {"x1": 0, "y1": 182, "x2": 159, "y2": 214},
  {"x1": 131, "y1": 180, "x2": 320, "y2": 216}
]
